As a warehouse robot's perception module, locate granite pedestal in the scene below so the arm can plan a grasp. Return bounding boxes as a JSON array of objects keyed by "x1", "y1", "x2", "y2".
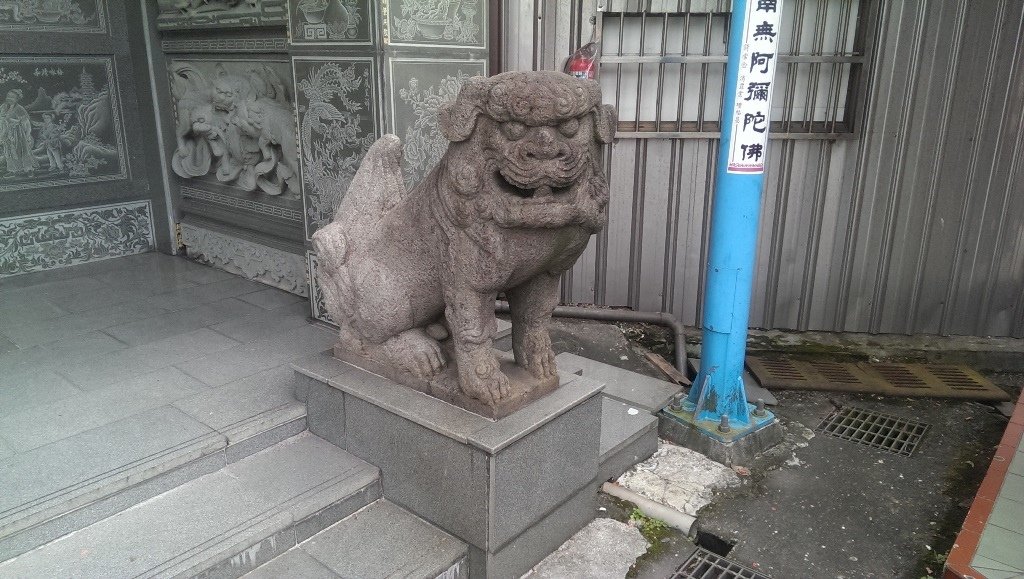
[{"x1": 293, "y1": 351, "x2": 605, "y2": 579}]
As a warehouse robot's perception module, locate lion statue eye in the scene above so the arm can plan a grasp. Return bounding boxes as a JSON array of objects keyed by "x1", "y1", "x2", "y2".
[
  {"x1": 558, "y1": 117, "x2": 580, "y2": 137},
  {"x1": 502, "y1": 121, "x2": 527, "y2": 141}
]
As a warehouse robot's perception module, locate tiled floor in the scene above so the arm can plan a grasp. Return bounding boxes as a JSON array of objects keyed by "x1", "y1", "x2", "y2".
[
  {"x1": 0, "y1": 252, "x2": 334, "y2": 543},
  {"x1": 970, "y1": 416, "x2": 1024, "y2": 578}
]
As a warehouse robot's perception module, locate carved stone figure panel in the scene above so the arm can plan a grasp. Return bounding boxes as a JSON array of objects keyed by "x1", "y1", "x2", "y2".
[
  {"x1": 288, "y1": 0, "x2": 371, "y2": 44},
  {"x1": 388, "y1": 58, "x2": 484, "y2": 188},
  {"x1": 293, "y1": 57, "x2": 378, "y2": 240},
  {"x1": 313, "y1": 71, "x2": 616, "y2": 418},
  {"x1": 384, "y1": 0, "x2": 484, "y2": 48},
  {"x1": 156, "y1": 0, "x2": 286, "y2": 29},
  {"x1": 0, "y1": 0, "x2": 106, "y2": 33},
  {"x1": 168, "y1": 59, "x2": 300, "y2": 204},
  {"x1": 0, "y1": 57, "x2": 127, "y2": 192}
]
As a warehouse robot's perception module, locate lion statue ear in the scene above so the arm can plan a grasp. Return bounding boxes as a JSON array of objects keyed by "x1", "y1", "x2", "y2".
[
  {"x1": 439, "y1": 76, "x2": 489, "y2": 142},
  {"x1": 592, "y1": 104, "x2": 616, "y2": 144}
]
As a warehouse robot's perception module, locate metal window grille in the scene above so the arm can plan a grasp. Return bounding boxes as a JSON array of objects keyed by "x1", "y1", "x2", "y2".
[{"x1": 599, "y1": 0, "x2": 867, "y2": 139}]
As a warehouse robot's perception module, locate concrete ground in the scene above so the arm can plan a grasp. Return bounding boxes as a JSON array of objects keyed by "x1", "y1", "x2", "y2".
[{"x1": 537, "y1": 317, "x2": 1015, "y2": 579}]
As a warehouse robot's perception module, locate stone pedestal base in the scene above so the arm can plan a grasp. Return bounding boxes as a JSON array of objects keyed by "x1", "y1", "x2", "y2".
[
  {"x1": 658, "y1": 406, "x2": 784, "y2": 466},
  {"x1": 294, "y1": 351, "x2": 605, "y2": 579},
  {"x1": 333, "y1": 345, "x2": 559, "y2": 420}
]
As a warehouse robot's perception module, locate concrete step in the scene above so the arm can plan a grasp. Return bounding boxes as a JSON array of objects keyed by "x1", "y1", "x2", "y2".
[
  {"x1": 244, "y1": 499, "x2": 468, "y2": 579},
  {"x1": 599, "y1": 397, "x2": 659, "y2": 481},
  {"x1": 554, "y1": 352, "x2": 682, "y2": 413},
  {"x1": 0, "y1": 432, "x2": 380, "y2": 579},
  {"x1": 0, "y1": 368, "x2": 306, "y2": 561}
]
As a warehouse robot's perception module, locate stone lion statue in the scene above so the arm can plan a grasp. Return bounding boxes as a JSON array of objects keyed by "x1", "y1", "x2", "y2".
[{"x1": 312, "y1": 70, "x2": 614, "y2": 417}]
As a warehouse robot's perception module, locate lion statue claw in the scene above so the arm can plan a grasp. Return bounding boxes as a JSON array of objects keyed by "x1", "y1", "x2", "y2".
[{"x1": 313, "y1": 70, "x2": 614, "y2": 417}]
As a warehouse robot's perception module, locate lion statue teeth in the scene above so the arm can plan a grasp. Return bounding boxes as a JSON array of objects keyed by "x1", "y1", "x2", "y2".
[{"x1": 312, "y1": 70, "x2": 615, "y2": 418}]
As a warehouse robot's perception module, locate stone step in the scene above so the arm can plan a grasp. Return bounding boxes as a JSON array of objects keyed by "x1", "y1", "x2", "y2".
[
  {"x1": 598, "y1": 397, "x2": 659, "y2": 481},
  {"x1": 243, "y1": 499, "x2": 468, "y2": 579},
  {"x1": 0, "y1": 432, "x2": 380, "y2": 579},
  {"x1": 0, "y1": 370, "x2": 306, "y2": 561},
  {"x1": 555, "y1": 352, "x2": 683, "y2": 413}
]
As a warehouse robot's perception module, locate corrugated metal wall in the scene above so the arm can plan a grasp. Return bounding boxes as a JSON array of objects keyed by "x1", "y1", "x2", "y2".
[{"x1": 503, "y1": 0, "x2": 1024, "y2": 337}]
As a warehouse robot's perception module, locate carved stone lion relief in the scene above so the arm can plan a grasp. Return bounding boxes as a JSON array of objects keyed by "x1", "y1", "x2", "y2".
[
  {"x1": 313, "y1": 71, "x2": 614, "y2": 418},
  {"x1": 169, "y1": 61, "x2": 299, "y2": 198}
]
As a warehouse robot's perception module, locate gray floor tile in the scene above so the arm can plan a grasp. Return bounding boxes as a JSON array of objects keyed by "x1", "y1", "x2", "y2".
[
  {"x1": 59, "y1": 328, "x2": 240, "y2": 391},
  {"x1": 976, "y1": 524, "x2": 1024, "y2": 570},
  {"x1": 209, "y1": 301, "x2": 312, "y2": 343},
  {"x1": 40, "y1": 330, "x2": 127, "y2": 361},
  {"x1": 0, "y1": 367, "x2": 206, "y2": 453},
  {"x1": 0, "y1": 369, "x2": 83, "y2": 415},
  {"x1": 0, "y1": 294, "x2": 68, "y2": 325},
  {"x1": 149, "y1": 277, "x2": 268, "y2": 311},
  {"x1": 236, "y1": 288, "x2": 305, "y2": 311},
  {"x1": 555, "y1": 352, "x2": 681, "y2": 412},
  {"x1": 0, "y1": 297, "x2": 170, "y2": 348},
  {"x1": 177, "y1": 263, "x2": 238, "y2": 285},
  {"x1": 302, "y1": 500, "x2": 465, "y2": 579},
  {"x1": 0, "y1": 345, "x2": 55, "y2": 377},
  {"x1": 0, "y1": 436, "x2": 13, "y2": 461},
  {"x1": 0, "y1": 335, "x2": 16, "y2": 355},
  {"x1": 173, "y1": 365, "x2": 298, "y2": 434},
  {"x1": 0, "y1": 406, "x2": 219, "y2": 518},
  {"x1": 1011, "y1": 449, "x2": 1024, "y2": 477},
  {"x1": 46, "y1": 283, "x2": 151, "y2": 314},
  {"x1": 990, "y1": 493, "x2": 1024, "y2": 533},
  {"x1": 1000, "y1": 473, "x2": 1024, "y2": 504},
  {"x1": 177, "y1": 325, "x2": 334, "y2": 387},
  {"x1": 104, "y1": 298, "x2": 263, "y2": 347}
]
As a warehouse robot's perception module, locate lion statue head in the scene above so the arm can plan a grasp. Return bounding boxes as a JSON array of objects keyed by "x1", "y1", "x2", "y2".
[{"x1": 435, "y1": 71, "x2": 615, "y2": 232}]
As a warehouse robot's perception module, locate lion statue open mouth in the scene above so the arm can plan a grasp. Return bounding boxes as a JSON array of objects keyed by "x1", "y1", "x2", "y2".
[{"x1": 312, "y1": 70, "x2": 615, "y2": 418}]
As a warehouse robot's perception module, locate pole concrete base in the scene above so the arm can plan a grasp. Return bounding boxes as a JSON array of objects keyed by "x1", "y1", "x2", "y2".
[{"x1": 657, "y1": 405, "x2": 783, "y2": 466}]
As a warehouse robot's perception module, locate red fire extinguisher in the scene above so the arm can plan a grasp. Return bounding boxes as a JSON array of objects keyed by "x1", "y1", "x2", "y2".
[{"x1": 564, "y1": 16, "x2": 601, "y2": 80}]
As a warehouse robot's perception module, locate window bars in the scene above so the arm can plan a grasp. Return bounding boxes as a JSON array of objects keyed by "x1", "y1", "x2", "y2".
[{"x1": 599, "y1": 0, "x2": 867, "y2": 139}]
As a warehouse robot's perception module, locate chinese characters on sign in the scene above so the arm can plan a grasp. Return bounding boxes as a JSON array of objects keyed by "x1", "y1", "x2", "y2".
[{"x1": 727, "y1": 0, "x2": 783, "y2": 174}]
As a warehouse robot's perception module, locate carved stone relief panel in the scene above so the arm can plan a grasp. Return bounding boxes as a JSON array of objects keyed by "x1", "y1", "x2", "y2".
[
  {"x1": 383, "y1": 0, "x2": 485, "y2": 48},
  {"x1": 156, "y1": 0, "x2": 286, "y2": 30},
  {"x1": 0, "y1": 200, "x2": 154, "y2": 276},
  {"x1": 0, "y1": 56, "x2": 127, "y2": 192},
  {"x1": 0, "y1": 0, "x2": 106, "y2": 33},
  {"x1": 182, "y1": 223, "x2": 307, "y2": 296},
  {"x1": 306, "y1": 250, "x2": 334, "y2": 323},
  {"x1": 168, "y1": 58, "x2": 300, "y2": 210},
  {"x1": 293, "y1": 56, "x2": 378, "y2": 240},
  {"x1": 288, "y1": 0, "x2": 372, "y2": 45},
  {"x1": 387, "y1": 58, "x2": 484, "y2": 187}
]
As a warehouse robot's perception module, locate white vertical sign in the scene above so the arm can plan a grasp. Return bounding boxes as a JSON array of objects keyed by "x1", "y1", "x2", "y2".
[{"x1": 726, "y1": 0, "x2": 783, "y2": 174}]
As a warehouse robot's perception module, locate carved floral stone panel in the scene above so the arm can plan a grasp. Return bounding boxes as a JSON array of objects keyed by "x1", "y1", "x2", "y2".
[
  {"x1": 384, "y1": 0, "x2": 484, "y2": 48},
  {"x1": 168, "y1": 59, "x2": 300, "y2": 203},
  {"x1": 0, "y1": 200, "x2": 154, "y2": 277},
  {"x1": 0, "y1": 57, "x2": 127, "y2": 192},
  {"x1": 156, "y1": 0, "x2": 286, "y2": 29},
  {"x1": 293, "y1": 57, "x2": 377, "y2": 240},
  {"x1": 0, "y1": 0, "x2": 106, "y2": 33},
  {"x1": 388, "y1": 58, "x2": 484, "y2": 187},
  {"x1": 182, "y1": 223, "x2": 308, "y2": 296},
  {"x1": 288, "y1": 0, "x2": 371, "y2": 44}
]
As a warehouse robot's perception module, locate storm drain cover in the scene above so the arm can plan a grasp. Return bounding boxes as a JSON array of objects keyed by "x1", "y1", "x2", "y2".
[
  {"x1": 744, "y1": 357, "x2": 879, "y2": 393},
  {"x1": 672, "y1": 548, "x2": 771, "y2": 579},
  {"x1": 815, "y1": 406, "x2": 929, "y2": 456},
  {"x1": 746, "y1": 357, "x2": 1009, "y2": 402}
]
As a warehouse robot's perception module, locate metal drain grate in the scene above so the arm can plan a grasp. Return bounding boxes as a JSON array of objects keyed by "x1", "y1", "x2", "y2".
[
  {"x1": 745, "y1": 357, "x2": 878, "y2": 393},
  {"x1": 746, "y1": 356, "x2": 1010, "y2": 402},
  {"x1": 672, "y1": 548, "x2": 771, "y2": 579},
  {"x1": 815, "y1": 406, "x2": 929, "y2": 456},
  {"x1": 858, "y1": 363, "x2": 1010, "y2": 401}
]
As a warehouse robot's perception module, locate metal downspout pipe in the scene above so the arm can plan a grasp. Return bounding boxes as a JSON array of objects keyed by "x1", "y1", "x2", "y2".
[{"x1": 495, "y1": 301, "x2": 689, "y2": 375}]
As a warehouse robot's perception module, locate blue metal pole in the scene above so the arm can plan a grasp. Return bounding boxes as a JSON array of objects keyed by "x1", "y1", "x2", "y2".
[{"x1": 687, "y1": 0, "x2": 783, "y2": 428}]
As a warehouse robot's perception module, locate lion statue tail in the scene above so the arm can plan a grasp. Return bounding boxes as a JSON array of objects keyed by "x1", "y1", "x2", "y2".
[{"x1": 332, "y1": 134, "x2": 407, "y2": 235}]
